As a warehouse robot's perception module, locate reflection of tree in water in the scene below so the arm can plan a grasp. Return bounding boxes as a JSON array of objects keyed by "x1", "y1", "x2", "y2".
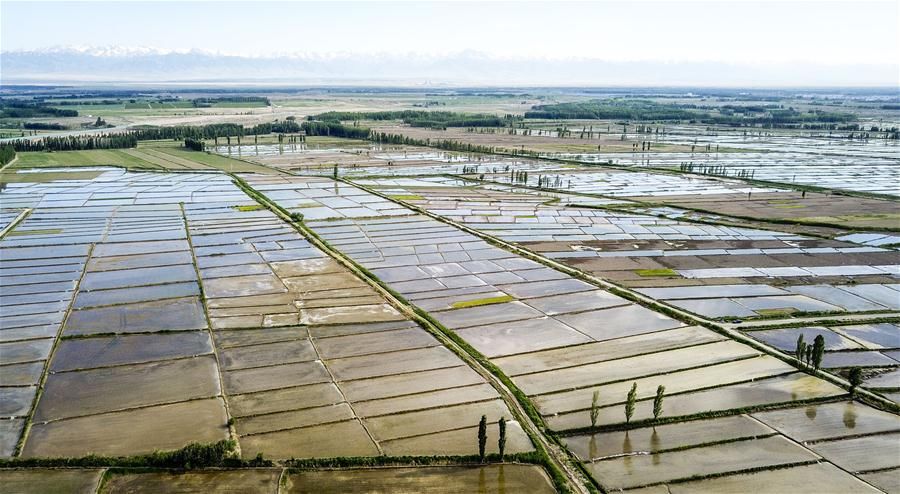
[
  {"x1": 623, "y1": 432, "x2": 633, "y2": 472},
  {"x1": 498, "y1": 464, "x2": 505, "y2": 494},
  {"x1": 806, "y1": 405, "x2": 818, "y2": 420},
  {"x1": 651, "y1": 428, "x2": 661, "y2": 466},
  {"x1": 478, "y1": 465, "x2": 486, "y2": 494},
  {"x1": 589, "y1": 433, "x2": 598, "y2": 461},
  {"x1": 843, "y1": 402, "x2": 857, "y2": 429}
]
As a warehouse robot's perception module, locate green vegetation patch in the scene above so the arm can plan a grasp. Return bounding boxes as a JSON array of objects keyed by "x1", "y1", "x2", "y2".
[
  {"x1": 13, "y1": 150, "x2": 158, "y2": 170},
  {"x1": 756, "y1": 307, "x2": 799, "y2": 317},
  {"x1": 233, "y1": 204, "x2": 265, "y2": 212},
  {"x1": 451, "y1": 295, "x2": 515, "y2": 309},
  {"x1": 388, "y1": 194, "x2": 425, "y2": 201},
  {"x1": 7, "y1": 228, "x2": 63, "y2": 236},
  {"x1": 635, "y1": 268, "x2": 679, "y2": 277}
]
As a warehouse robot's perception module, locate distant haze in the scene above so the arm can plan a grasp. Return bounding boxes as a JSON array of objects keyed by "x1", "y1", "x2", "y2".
[
  {"x1": 1, "y1": 1, "x2": 898, "y2": 86},
  {"x1": 3, "y1": 49, "x2": 898, "y2": 87}
]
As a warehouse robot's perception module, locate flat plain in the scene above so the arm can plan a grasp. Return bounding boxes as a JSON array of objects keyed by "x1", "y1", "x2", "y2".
[{"x1": 1, "y1": 86, "x2": 897, "y2": 493}]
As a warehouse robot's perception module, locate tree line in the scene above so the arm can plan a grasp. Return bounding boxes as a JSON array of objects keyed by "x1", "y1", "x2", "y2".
[
  {"x1": 23, "y1": 122, "x2": 66, "y2": 130},
  {"x1": 191, "y1": 96, "x2": 270, "y2": 107},
  {"x1": 526, "y1": 99, "x2": 699, "y2": 121},
  {"x1": 7, "y1": 120, "x2": 304, "y2": 152},
  {"x1": 370, "y1": 131, "x2": 543, "y2": 158},
  {"x1": 525, "y1": 99, "x2": 857, "y2": 128},
  {"x1": 131, "y1": 121, "x2": 300, "y2": 140},
  {"x1": 301, "y1": 121, "x2": 370, "y2": 139},
  {"x1": 313, "y1": 110, "x2": 519, "y2": 129},
  {"x1": 0, "y1": 100, "x2": 78, "y2": 118},
  {"x1": 9, "y1": 134, "x2": 139, "y2": 152}
]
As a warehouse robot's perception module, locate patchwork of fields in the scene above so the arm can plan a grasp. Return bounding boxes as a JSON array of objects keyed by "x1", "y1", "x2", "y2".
[{"x1": 1, "y1": 126, "x2": 898, "y2": 492}]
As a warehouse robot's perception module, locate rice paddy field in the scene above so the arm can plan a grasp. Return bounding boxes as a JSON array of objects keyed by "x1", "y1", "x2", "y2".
[{"x1": 1, "y1": 88, "x2": 898, "y2": 493}]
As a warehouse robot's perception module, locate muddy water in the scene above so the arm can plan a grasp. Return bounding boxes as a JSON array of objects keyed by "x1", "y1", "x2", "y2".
[{"x1": 284, "y1": 465, "x2": 556, "y2": 494}]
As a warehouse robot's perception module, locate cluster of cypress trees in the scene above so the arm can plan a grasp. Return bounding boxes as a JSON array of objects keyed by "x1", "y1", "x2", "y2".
[
  {"x1": 0, "y1": 145, "x2": 15, "y2": 165},
  {"x1": 183, "y1": 137, "x2": 204, "y2": 151},
  {"x1": 796, "y1": 334, "x2": 826, "y2": 372},
  {"x1": 301, "y1": 121, "x2": 370, "y2": 139},
  {"x1": 476, "y1": 415, "x2": 507, "y2": 462}
]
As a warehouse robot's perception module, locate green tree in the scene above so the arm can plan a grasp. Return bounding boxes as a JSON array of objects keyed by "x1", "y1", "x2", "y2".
[
  {"x1": 498, "y1": 417, "x2": 507, "y2": 461},
  {"x1": 590, "y1": 390, "x2": 600, "y2": 428},
  {"x1": 812, "y1": 335, "x2": 826, "y2": 371},
  {"x1": 848, "y1": 367, "x2": 863, "y2": 396},
  {"x1": 625, "y1": 383, "x2": 637, "y2": 424},
  {"x1": 478, "y1": 415, "x2": 487, "y2": 462},
  {"x1": 795, "y1": 334, "x2": 805, "y2": 364},
  {"x1": 0, "y1": 145, "x2": 15, "y2": 166},
  {"x1": 653, "y1": 385, "x2": 665, "y2": 421}
]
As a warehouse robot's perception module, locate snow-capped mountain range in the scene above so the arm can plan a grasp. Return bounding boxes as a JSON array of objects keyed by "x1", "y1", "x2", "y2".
[{"x1": 2, "y1": 46, "x2": 896, "y2": 86}]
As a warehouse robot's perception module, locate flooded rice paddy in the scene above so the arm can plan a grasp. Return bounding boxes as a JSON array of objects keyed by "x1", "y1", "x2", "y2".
[
  {"x1": 1, "y1": 158, "x2": 897, "y2": 493},
  {"x1": 0, "y1": 465, "x2": 556, "y2": 494},
  {"x1": 0, "y1": 169, "x2": 530, "y2": 461}
]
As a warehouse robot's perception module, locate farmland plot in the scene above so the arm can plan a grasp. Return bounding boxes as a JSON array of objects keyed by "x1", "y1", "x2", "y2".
[{"x1": 0, "y1": 169, "x2": 530, "y2": 462}]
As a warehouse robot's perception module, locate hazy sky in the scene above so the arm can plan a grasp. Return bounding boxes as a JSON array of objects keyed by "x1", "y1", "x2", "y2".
[{"x1": 2, "y1": 0, "x2": 898, "y2": 65}]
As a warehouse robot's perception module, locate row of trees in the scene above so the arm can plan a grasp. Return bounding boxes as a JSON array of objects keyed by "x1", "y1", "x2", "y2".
[
  {"x1": 7, "y1": 120, "x2": 305, "y2": 152},
  {"x1": 191, "y1": 96, "x2": 270, "y2": 107},
  {"x1": 130, "y1": 121, "x2": 300, "y2": 141},
  {"x1": 9, "y1": 134, "x2": 139, "y2": 152},
  {"x1": 526, "y1": 100, "x2": 699, "y2": 121},
  {"x1": 371, "y1": 131, "x2": 546, "y2": 159},
  {"x1": 0, "y1": 100, "x2": 78, "y2": 118},
  {"x1": 584, "y1": 336, "x2": 868, "y2": 433},
  {"x1": 313, "y1": 110, "x2": 519, "y2": 129},
  {"x1": 301, "y1": 121, "x2": 370, "y2": 139},
  {"x1": 477, "y1": 415, "x2": 507, "y2": 462},
  {"x1": 796, "y1": 334, "x2": 826, "y2": 372},
  {"x1": 525, "y1": 99, "x2": 857, "y2": 128},
  {"x1": 795, "y1": 334, "x2": 868, "y2": 397},
  {"x1": 589, "y1": 385, "x2": 666, "y2": 428},
  {"x1": 23, "y1": 122, "x2": 66, "y2": 130}
]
